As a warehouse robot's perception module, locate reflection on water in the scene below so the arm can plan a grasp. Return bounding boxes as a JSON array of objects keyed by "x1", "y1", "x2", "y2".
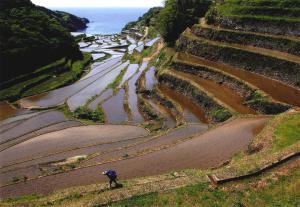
[
  {"x1": 172, "y1": 70, "x2": 257, "y2": 114},
  {"x1": 88, "y1": 89, "x2": 113, "y2": 110},
  {"x1": 145, "y1": 66, "x2": 158, "y2": 90},
  {"x1": 146, "y1": 99, "x2": 176, "y2": 129},
  {"x1": 119, "y1": 64, "x2": 139, "y2": 87},
  {"x1": 68, "y1": 61, "x2": 129, "y2": 111},
  {"x1": 128, "y1": 62, "x2": 148, "y2": 123},
  {"x1": 102, "y1": 89, "x2": 128, "y2": 124},
  {"x1": 158, "y1": 85, "x2": 208, "y2": 124},
  {"x1": 177, "y1": 53, "x2": 300, "y2": 107}
]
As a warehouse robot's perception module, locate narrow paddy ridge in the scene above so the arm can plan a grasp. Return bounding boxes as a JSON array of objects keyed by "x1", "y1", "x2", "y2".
[{"x1": 177, "y1": 53, "x2": 300, "y2": 107}]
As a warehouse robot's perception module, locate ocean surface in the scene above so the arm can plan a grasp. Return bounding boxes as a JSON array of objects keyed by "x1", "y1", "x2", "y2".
[{"x1": 52, "y1": 8, "x2": 149, "y2": 34}]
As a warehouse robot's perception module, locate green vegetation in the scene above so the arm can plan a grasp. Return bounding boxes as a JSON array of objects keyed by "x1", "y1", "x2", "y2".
[
  {"x1": 192, "y1": 25, "x2": 300, "y2": 56},
  {"x1": 107, "y1": 166, "x2": 300, "y2": 207},
  {"x1": 122, "y1": 7, "x2": 162, "y2": 31},
  {"x1": 0, "y1": 53, "x2": 92, "y2": 101},
  {"x1": 156, "y1": 0, "x2": 211, "y2": 45},
  {"x1": 176, "y1": 34, "x2": 300, "y2": 87},
  {"x1": 274, "y1": 113, "x2": 300, "y2": 149},
  {"x1": 74, "y1": 106, "x2": 105, "y2": 123},
  {"x1": 205, "y1": 0, "x2": 300, "y2": 36},
  {"x1": 159, "y1": 72, "x2": 233, "y2": 123},
  {"x1": 107, "y1": 67, "x2": 128, "y2": 90},
  {"x1": 0, "y1": 0, "x2": 83, "y2": 83},
  {"x1": 210, "y1": 108, "x2": 232, "y2": 122}
]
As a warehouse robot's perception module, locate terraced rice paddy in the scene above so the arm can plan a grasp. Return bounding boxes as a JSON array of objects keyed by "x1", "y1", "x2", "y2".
[
  {"x1": 158, "y1": 85, "x2": 208, "y2": 124},
  {"x1": 145, "y1": 66, "x2": 158, "y2": 90},
  {"x1": 170, "y1": 70, "x2": 257, "y2": 114},
  {"x1": 0, "y1": 117, "x2": 267, "y2": 198},
  {"x1": 1, "y1": 11, "x2": 299, "y2": 201},
  {"x1": 102, "y1": 89, "x2": 128, "y2": 124},
  {"x1": 128, "y1": 62, "x2": 148, "y2": 123},
  {"x1": 88, "y1": 89, "x2": 113, "y2": 110},
  {"x1": 0, "y1": 102, "x2": 24, "y2": 121},
  {"x1": 177, "y1": 52, "x2": 300, "y2": 107},
  {"x1": 146, "y1": 99, "x2": 176, "y2": 128},
  {"x1": 67, "y1": 61, "x2": 129, "y2": 111},
  {"x1": 119, "y1": 64, "x2": 139, "y2": 87}
]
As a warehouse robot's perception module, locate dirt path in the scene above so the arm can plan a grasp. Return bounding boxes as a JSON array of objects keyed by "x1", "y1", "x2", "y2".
[
  {"x1": 177, "y1": 53, "x2": 300, "y2": 107},
  {"x1": 0, "y1": 117, "x2": 268, "y2": 198},
  {"x1": 143, "y1": 40, "x2": 164, "y2": 62}
]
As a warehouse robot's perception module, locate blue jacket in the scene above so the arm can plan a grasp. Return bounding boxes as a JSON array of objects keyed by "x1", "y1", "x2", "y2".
[{"x1": 105, "y1": 170, "x2": 117, "y2": 178}]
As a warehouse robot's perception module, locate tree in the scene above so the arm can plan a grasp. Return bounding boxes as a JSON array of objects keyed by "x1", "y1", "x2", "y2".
[{"x1": 156, "y1": 0, "x2": 212, "y2": 45}]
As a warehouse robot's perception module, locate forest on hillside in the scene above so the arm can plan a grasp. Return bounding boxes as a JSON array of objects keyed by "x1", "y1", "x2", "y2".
[{"x1": 0, "y1": 0, "x2": 85, "y2": 83}]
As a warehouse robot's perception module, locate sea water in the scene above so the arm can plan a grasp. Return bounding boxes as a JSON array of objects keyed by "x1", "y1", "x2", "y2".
[{"x1": 52, "y1": 7, "x2": 149, "y2": 34}]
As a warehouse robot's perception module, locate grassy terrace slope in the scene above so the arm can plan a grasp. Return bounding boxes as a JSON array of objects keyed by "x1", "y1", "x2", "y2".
[
  {"x1": 206, "y1": 0, "x2": 300, "y2": 36},
  {"x1": 0, "y1": 53, "x2": 92, "y2": 102}
]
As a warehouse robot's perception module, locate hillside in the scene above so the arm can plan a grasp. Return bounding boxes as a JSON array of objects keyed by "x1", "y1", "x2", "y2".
[
  {"x1": 0, "y1": 0, "x2": 88, "y2": 83},
  {"x1": 0, "y1": 0, "x2": 299, "y2": 206}
]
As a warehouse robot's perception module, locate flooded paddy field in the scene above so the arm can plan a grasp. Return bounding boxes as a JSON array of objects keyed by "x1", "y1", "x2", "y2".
[
  {"x1": 145, "y1": 66, "x2": 158, "y2": 90},
  {"x1": 102, "y1": 89, "x2": 128, "y2": 124},
  {"x1": 0, "y1": 111, "x2": 69, "y2": 146},
  {"x1": 146, "y1": 99, "x2": 176, "y2": 128},
  {"x1": 0, "y1": 125, "x2": 149, "y2": 168},
  {"x1": 177, "y1": 53, "x2": 300, "y2": 107},
  {"x1": 0, "y1": 117, "x2": 267, "y2": 198},
  {"x1": 88, "y1": 89, "x2": 113, "y2": 110},
  {"x1": 127, "y1": 62, "x2": 148, "y2": 123},
  {"x1": 0, "y1": 29, "x2": 284, "y2": 201},
  {"x1": 158, "y1": 85, "x2": 208, "y2": 124},
  {"x1": 170, "y1": 69, "x2": 257, "y2": 114},
  {"x1": 119, "y1": 64, "x2": 139, "y2": 87},
  {"x1": 19, "y1": 58, "x2": 123, "y2": 109},
  {"x1": 67, "y1": 61, "x2": 129, "y2": 111}
]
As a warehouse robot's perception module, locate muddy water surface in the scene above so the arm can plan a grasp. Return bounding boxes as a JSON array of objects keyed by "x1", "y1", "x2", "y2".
[
  {"x1": 171, "y1": 69, "x2": 257, "y2": 114},
  {"x1": 158, "y1": 85, "x2": 208, "y2": 124},
  {"x1": 102, "y1": 89, "x2": 128, "y2": 124},
  {"x1": 0, "y1": 102, "x2": 19, "y2": 121},
  {"x1": 146, "y1": 100, "x2": 176, "y2": 128},
  {"x1": 178, "y1": 53, "x2": 300, "y2": 107},
  {"x1": 0, "y1": 118, "x2": 267, "y2": 198}
]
